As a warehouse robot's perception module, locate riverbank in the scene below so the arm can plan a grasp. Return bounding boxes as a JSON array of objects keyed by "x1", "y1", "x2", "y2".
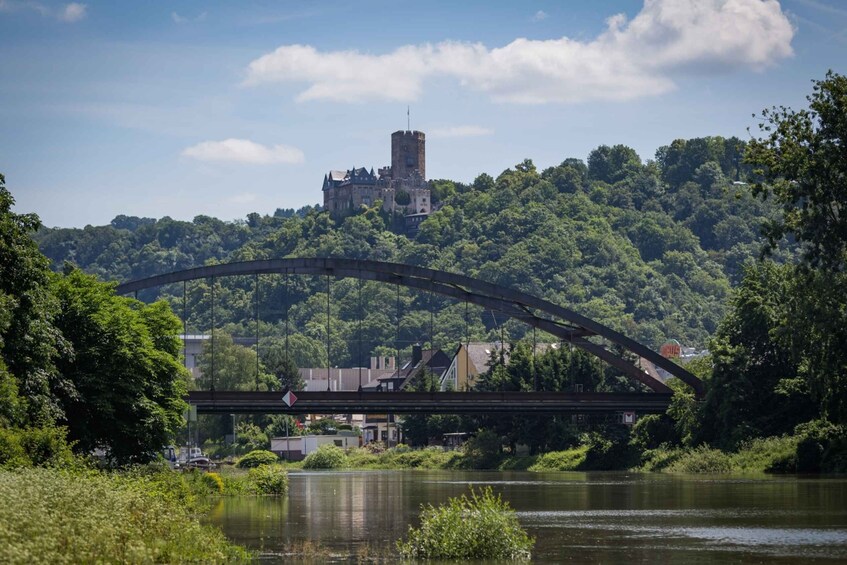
[
  {"x1": 0, "y1": 466, "x2": 249, "y2": 564},
  {"x1": 266, "y1": 432, "x2": 835, "y2": 475}
]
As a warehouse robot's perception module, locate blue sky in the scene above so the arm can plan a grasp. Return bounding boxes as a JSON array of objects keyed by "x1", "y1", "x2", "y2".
[{"x1": 1, "y1": 0, "x2": 845, "y2": 228}]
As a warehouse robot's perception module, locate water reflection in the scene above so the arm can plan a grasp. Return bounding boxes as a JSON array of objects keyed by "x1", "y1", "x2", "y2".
[{"x1": 209, "y1": 471, "x2": 847, "y2": 562}]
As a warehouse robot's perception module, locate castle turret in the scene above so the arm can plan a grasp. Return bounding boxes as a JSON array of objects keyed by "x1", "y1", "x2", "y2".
[{"x1": 391, "y1": 130, "x2": 425, "y2": 181}]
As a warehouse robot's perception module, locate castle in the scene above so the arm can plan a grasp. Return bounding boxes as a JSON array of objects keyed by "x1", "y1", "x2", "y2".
[{"x1": 322, "y1": 130, "x2": 431, "y2": 220}]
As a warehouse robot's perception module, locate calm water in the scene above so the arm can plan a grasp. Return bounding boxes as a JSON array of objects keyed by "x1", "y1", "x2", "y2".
[{"x1": 208, "y1": 470, "x2": 847, "y2": 563}]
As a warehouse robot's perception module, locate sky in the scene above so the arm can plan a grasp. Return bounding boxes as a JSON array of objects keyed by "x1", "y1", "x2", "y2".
[{"x1": 1, "y1": 0, "x2": 845, "y2": 228}]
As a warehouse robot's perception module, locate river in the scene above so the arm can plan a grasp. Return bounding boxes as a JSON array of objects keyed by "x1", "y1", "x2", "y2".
[{"x1": 207, "y1": 470, "x2": 847, "y2": 562}]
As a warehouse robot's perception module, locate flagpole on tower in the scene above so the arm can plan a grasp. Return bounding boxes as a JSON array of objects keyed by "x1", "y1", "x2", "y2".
[{"x1": 407, "y1": 106, "x2": 410, "y2": 131}]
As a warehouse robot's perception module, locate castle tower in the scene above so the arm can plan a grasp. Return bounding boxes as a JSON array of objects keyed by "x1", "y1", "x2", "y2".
[{"x1": 391, "y1": 130, "x2": 425, "y2": 180}]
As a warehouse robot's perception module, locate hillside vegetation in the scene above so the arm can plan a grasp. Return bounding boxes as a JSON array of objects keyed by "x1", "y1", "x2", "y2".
[{"x1": 34, "y1": 135, "x2": 788, "y2": 362}]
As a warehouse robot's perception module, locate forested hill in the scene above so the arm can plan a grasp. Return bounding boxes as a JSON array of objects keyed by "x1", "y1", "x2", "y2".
[{"x1": 34, "y1": 136, "x2": 791, "y2": 353}]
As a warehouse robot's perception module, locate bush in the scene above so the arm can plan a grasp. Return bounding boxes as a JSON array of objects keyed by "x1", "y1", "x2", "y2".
[
  {"x1": 666, "y1": 446, "x2": 733, "y2": 474},
  {"x1": 303, "y1": 444, "x2": 347, "y2": 469},
  {"x1": 0, "y1": 426, "x2": 77, "y2": 469},
  {"x1": 794, "y1": 420, "x2": 847, "y2": 473},
  {"x1": 461, "y1": 430, "x2": 502, "y2": 469},
  {"x1": 203, "y1": 471, "x2": 225, "y2": 494},
  {"x1": 397, "y1": 487, "x2": 534, "y2": 561},
  {"x1": 248, "y1": 465, "x2": 289, "y2": 495},
  {"x1": 237, "y1": 449, "x2": 278, "y2": 469}
]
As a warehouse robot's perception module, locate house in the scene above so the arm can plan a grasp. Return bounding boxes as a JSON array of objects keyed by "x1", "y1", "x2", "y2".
[{"x1": 440, "y1": 342, "x2": 508, "y2": 391}]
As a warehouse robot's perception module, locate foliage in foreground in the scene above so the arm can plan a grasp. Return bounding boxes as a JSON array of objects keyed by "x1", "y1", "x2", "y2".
[
  {"x1": 397, "y1": 487, "x2": 534, "y2": 561},
  {"x1": 236, "y1": 449, "x2": 279, "y2": 468},
  {"x1": 0, "y1": 468, "x2": 247, "y2": 564},
  {"x1": 303, "y1": 443, "x2": 348, "y2": 469}
]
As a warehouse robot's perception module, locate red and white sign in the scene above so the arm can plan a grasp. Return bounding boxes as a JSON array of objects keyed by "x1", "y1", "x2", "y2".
[{"x1": 282, "y1": 391, "x2": 298, "y2": 407}]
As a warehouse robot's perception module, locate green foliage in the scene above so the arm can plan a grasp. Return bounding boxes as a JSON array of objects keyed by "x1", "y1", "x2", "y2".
[
  {"x1": 793, "y1": 419, "x2": 847, "y2": 473},
  {"x1": 247, "y1": 464, "x2": 289, "y2": 495},
  {"x1": 236, "y1": 449, "x2": 278, "y2": 468},
  {"x1": 0, "y1": 426, "x2": 77, "y2": 469},
  {"x1": 302, "y1": 443, "x2": 347, "y2": 469},
  {"x1": 197, "y1": 330, "x2": 275, "y2": 392},
  {"x1": 630, "y1": 414, "x2": 679, "y2": 452},
  {"x1": 233, "y1": 421, "x2": 271, "y2": 452},
  {"x1": 664, "y1": 445, "x2": 733, "y2": 474},
  {"x1": 0, "y1": 173, "x2": 64, "y2": 426},
  {"x1": 746, "y1": 70, "x2": 847, "y2": 271},
  {"x1": 460, "y1": 429, "x2": 502, "y2": 469},
  {"x1": 394, "y1": 189, "x2": 411, "y2": 206},
  {"x1": 581, "y1": 428, "x2": 638, "y2": 470},
  {"x1": 527, "y1": 446, "x2": 588, "y2": 471},
  {"x1": 0, "y1": 468, "x2": 247, "y2": 563},
  {"x1": 397, "y1": 487, "x2": 534, "y2": 561},
  {"x1": 51, "y1": 269, "x2": 188, "y2": 465}
]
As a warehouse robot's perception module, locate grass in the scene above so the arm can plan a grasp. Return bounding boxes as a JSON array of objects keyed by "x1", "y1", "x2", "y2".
[
  {"x1": 638, "y1": 435, "x2": 802, "y2": 474},
  {"x1": 397, "y1": 486, "x2": 534, "y2": 561},
  {"x1": 0, "y1": 467, "x2": 248, "y2": 564}
]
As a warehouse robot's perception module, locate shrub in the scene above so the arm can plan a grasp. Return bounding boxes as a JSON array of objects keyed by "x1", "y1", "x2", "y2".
[
  {"x1": 0, "y1": 426, "x2": 77, "y2": 469},
  {"x1": 303, "y1": 444, "x2": 347, "y2": 469},
  {"x1": 397, "y1": 487, "x2": 534, "y2": 561},
  {"x1": 248, "y1": 465, "x2": 289, "y2": 495},
  {"x1": 237, "y1": 449, "x2": 278, "y2": 469},
  {"x1": 666, "y1": 446, "x2": 733, "y2": 474},
  {"x1": 203, "y1": 471, "x2": 225, "y2": 494},
  {"x1": 794, "y1": 420, "x2": 847, "y2": 473},
  {"x1": 461, "y1": 430, "x2": 502, "y2": 469}
]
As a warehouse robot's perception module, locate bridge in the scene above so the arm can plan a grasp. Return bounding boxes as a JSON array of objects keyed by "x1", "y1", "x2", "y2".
[
  {"x1": 117, "y1": 258, "x2": 702, "y2": 415},
  {"x1": 188, "y1": 390, "x2": 674, "y2": 414}
]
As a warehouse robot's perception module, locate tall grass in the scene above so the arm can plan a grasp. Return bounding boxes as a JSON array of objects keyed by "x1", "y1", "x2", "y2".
[
  {"x1": 0, "y1": 468, "x2": 248, "y2": 564},
  {"x1": 639, "y1": 435, "x2": 801, "y2": 474}
]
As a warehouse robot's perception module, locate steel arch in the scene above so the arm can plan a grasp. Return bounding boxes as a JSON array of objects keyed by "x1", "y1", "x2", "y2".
[{"x1": 116, "y1": 258, "x2": 703, "y2": 396}]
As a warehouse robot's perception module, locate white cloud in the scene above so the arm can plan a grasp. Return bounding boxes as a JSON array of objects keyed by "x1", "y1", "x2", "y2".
[
  {"x1": 59, "y1": 2, "x2": 85, "y2": 22},
  {"x1": 0, "y1": 1, "x2": 86, "y2": 22},
  {"x1": 182, "y1": 139, "x2": 305, "y2": 165},
  {"x1": 244, "y1": 0, "x2": 794, "y2": 104},
  {"x1": 428, "y1": 125, "x2": 494, "y2": 138},
  {"x1": 532, "y1": 10, "x2": 548, "y2": 22}
]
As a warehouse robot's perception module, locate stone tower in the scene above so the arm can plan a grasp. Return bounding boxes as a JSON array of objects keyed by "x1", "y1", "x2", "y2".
[{"x1": 391, "y1": 130, "x2": 425, "y2": 180}]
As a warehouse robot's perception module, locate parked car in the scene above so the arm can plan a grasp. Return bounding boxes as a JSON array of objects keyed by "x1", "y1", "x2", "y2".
[{"x1": 183, "y1": 456, "x2": 216, "y2": 471}]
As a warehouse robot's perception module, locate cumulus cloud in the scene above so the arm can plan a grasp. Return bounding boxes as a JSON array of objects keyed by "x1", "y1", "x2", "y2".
[
  {"x1": 182, "y1": 139, "x2": 305, "y2": 165},
  {"x1": 244, "y1": 0, "x2": 794, "y2": 104},
  {"x1": 428, "y1": 125, "x2": 494, "y2": 138}
]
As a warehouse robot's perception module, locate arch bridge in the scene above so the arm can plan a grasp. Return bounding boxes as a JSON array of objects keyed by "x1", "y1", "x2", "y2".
[{"x1": 116, "y1": 258, "x2": 702, "y2": 414}]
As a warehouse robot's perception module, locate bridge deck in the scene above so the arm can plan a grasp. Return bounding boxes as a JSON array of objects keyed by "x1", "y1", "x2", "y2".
[{"x1": 187, "y1": 391, "x2": 673, "y2": 415}]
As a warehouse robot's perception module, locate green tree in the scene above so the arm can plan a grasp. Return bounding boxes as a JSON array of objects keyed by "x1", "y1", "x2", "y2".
[
  {"x1": 259, "y1": 337, "x2": 305, "y2": 390},
  {"x1": 197, "y1": 331, "x2": 275, "y2": 391},
  {"x1": 0, "y1": 173, "x2": 66, "y2": 425},
  {"x1": 747, "y1": 70, "x2": 847, "y2": 271},
  {"x1": 51, "y1": 269, "x2": 189, "y2": 464}
]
